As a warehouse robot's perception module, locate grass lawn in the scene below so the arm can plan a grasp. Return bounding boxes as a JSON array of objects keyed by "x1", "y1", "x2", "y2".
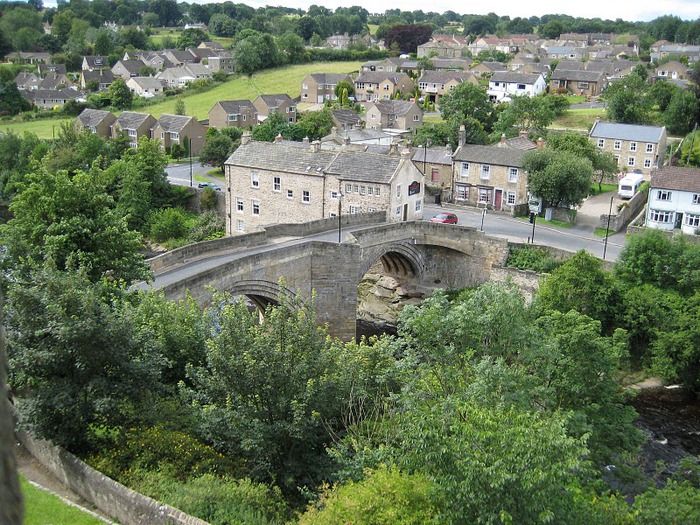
[
  {"x1": 21, "y1": 476, "x2": 106, "y2": 525},
  {"x1": 423, "y1": 114, "x2": 443, "y2": 124},
  {"x1": 0, "y1": 118, "x2": 73, "y2": 139},
  {"x1": 589, "y1": 183, "x2": 618, "y2": 195},
  {"x1": 551, "y1": 107, "x2": 606, "y2": 131},
  {"x1": 594, "y1": 227, "x2": 614, "y2": 237}
]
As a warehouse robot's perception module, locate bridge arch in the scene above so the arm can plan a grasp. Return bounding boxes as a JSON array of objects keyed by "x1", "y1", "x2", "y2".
[
  {"x1": 358, "y1": 241, "x2": 426, "y2": 280},
  {"x1": 225, "y1": 279, "x2": 299, "y2": 313}
]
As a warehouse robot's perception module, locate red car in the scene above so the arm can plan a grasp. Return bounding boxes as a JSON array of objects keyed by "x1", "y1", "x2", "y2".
[{"x1": 429, "y1": 213, "x2": 458, "y2": 224}]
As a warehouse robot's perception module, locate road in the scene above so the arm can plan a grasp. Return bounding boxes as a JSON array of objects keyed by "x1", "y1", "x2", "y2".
[
  {"x1": 166, "y1": 161, "x2": 220, "y2": 187},
  {"x1": 424, "y1": 203, "x2": 625, "y2": 261}
]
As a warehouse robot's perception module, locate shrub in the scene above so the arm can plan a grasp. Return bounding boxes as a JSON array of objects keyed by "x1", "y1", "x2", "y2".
[
  {"x1": 199, "y1": 186, "x2": 219, "y2": 211},
  {"x1": 188, "y1": 212, "x2": 225, "y2": 241},
  {"x1": 506, "y1": 246, "x2": 564, "y2": 273},
  {"x1": 149, "y1": 207, "x2": 188, "y2": 243}
]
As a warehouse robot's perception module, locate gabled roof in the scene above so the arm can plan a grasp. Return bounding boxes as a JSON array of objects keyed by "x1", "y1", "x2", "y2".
[
  {"x1": 551, "y1": 69, "x2": 605, "y2": 82},
  {"x1": 114, "y1": 59, "x2": 145, "y2": 74},
  {"x1": 369, "y1": 99, "x2": 419, "y2": 117},
  {"x1": 255, "y1": 94, "x2": 293, "y2": 107},
  {"x1": 77, "y1": 108, "x2": 114, "y2": 127},
  {"x1": 554, "y1": 60, "x2": 584, "y2": 71},
  {"x1": 24, "y1": 88, "x2": 79, "y2": 102},
  {"x1": 331, "y1": 109, "x2": 361, "y2": 127},
  {"x1": 490, "y1": 71, "x2": 543, "y2": 84},
  {"x1": 216, "y1": 100, "x2": 256, "y2": 114},
  {"x1": 83, "y1": 56, "x2": 109, "y2": 68},
  {"x1": 589, "y1": 121, "x2": 665, "y2": 143},
  {"x1": 308, "y1": 73, "x2": 351, "y2": 84},
  {"x1": 226, "y1": 141, "x2": 337, "y2": 174},
  {"x1": 81, "y1": 69, "x2": 115, "y2": 84},
  {"x1": 411, "y1": 146, "x2": 453, "y2": 165},
  {"x1": 650, "y1": 166, "x2": 700, "y2": 193},
  {"x1": 452, "y1": 143, "x2": 528, "y2": 167},
  {"x1": 355, "y1": 72, "x2": 409, "y2": 84},
  {"x1": 418, "y1": 70, "x2": 474, "y2": 83},
  {"x1": 38, "y1": 63, "x2": 67, "y2": 75},
  {"x1": 326, "y1": 150, "x2": 403, "y2": 183},
  {"x1": 430, "y1": 58, "x2": 469, "y2": 70},
  {"x1": 156, "y1": 114, "x2": 195, "y2": 132},
  {"x1": 473, "y1": 61, "x2": 507, "y2": 72},
  {"x1": 115, "y1": 111, "x2": 154, "y2": 130},
  {"x1": 127, "y1": 76, "x2": 165, "y2": 89}
]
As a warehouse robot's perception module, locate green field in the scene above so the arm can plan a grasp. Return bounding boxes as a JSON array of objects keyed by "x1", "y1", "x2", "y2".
[
  {"x1": 21, "y1": 476, "x2": 106, "y2": 525},
  {"x1": 551, "y1": 107, "x2": 606, "y2": 131},
  {"x1": 0, "y1": 61, "x2": 362, "y2": 138}
]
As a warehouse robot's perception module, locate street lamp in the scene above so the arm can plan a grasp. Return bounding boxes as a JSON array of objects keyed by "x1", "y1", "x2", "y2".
[
  {"x1": 337, "y1": 191, "x2": 343, "y2": 243},
  {"x1": 188, "y1": 135, "x2": 202, "y2": 187},
  {"x1": 422, "y1": 138, "x2": 432, "y2": 174},
  {"x1": 603, "y1": 194, "x2": 614, "y2": 260}
]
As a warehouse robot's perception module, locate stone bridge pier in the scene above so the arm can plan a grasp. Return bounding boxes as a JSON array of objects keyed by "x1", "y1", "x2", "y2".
[{"x1": 158, "y1": 222, "x2": 511, "y2": 341}]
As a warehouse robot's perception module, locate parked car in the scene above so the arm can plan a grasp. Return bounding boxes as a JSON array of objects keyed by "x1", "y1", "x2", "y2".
[
  {"x1": 429, "y1": 212, "x2": 458, "y2": 224},
  {"x1": 198, "y1": 182, "x2": 222, "y2": 191}
]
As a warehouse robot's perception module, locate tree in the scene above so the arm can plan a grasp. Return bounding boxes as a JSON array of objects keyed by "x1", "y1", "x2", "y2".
[
  {"x1": 277, "y1": 31, "x2": 307, "y2": 64},
  {"x1": 177, "y1": 28, "x2": 209, "y2": 50},
  {"x1": 664, "y1": 89, "x2": 699, "y2": 136},
  {"x1": 93, "y1": 28, "x2": 114, "y2": 56},
  {"x1": 439, "y1": 82, "x2": 494, "y2": 131},
  {"x1": 0, "y1": 7, "x2": 43, "y2": 51},
  {"x1": 1, "y1": 169, "x2": 151, "y2": 284},
  {"x1": 208, "y1": 13, "x2": 237, "y2": 38},
  {"x1": 108, "y1": 78, "x2": 133, "y2": 110},
  {"x1": 678, "y1": 129, "x2": 700, "y2": 167},
  {"x1": 650, "y1": 80, "x2": 680, "y2": 112},
  {"x1": 383, "y1": 24, "x2": 432, "y2": 54},
  {"x1": 294, "y1": 108, "x2": 334, "y2": 141},
  {"x1": 174, "y1": 97, "x2": 186, "y2": 115},
  {"x1": 0, "y1": 81, "x2": 31, "y2": 115},
  {"x1": 198, "y1": 132, "x2": 234, "y2": 170},
  {"x1": 525, "y1": 148, "x2": 594, "y2": 210},
  {"x1": 547, "y1": 132, "x2": 618, "y2": 191},
  {"x1": 604, "y1": 75, "x2": 652, "y2": 124},
  {"x1": 492, "y1": 94, "x2": 556, "y2": 138}
]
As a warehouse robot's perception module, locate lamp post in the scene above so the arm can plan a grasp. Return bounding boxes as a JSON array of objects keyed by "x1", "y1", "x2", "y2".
[
  {"x1": 337, "y1": 192, "x2": 343, "y2": 243},
  {"x1": 188, "y1": 135, "x2": 202, "y2": 187},
  {"x1": 603, "y1": 194, "x2": 614, "y2": 260},
  {"x1": 422, "y1": 138, "x2": 432, "y2": 175}
]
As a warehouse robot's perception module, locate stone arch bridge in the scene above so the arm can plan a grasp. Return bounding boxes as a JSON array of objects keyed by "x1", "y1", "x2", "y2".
[{"x1": 143, "y1": 219, "x2": 512, "y2": 340}]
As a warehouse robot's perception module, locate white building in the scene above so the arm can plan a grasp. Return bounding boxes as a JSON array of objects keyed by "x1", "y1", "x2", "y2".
[
  {"x1": 487, "y1": 72, "x2": 546, "y2": 102},
  {"x1": 646, "y1": 166, "x2": 700, "y2": 235}
]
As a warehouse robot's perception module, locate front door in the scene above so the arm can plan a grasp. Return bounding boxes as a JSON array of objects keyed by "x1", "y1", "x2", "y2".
[
  {"x1": 403, "y1": 203, "x2": 408, "y2": 221},
  {"x1": 675, "y1": 213, "x2": 683, "y2": 229},
  {"x1": 494, "y1": 189, "x2": 503, "y2": 210}
]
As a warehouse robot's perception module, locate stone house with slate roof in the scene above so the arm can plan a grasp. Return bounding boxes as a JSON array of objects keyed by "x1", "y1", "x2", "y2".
[
  {"x1": 38, "y1": 63, "x2": 67, "y2": 76},
  {"x1": 330, "y1": 109, "x2": 361, "y2": 131},
  {"x1": 550, "y1": 69, "x2": 606, "y2": 96},
  {"x1": 111, "y1": 59, "x2": 146, "y2": 79},
  {"x1": 75, "y1": 108, "x2": 116, "y2": 138},
  {"x1": 82, "y1": 56, "x2": 109, "y2": 71},
  {"x1": 209, "y1": 100, "x2": 258, "y2": 129},
  {"x1": 364, "y1": 100, "x2": 423, "y2": 131},
  {"x1": 646, "y1": 166, "x2": 700, "y2": 235},
  {"x1": 589, "y1": 120, "x2": 667, "y2": 177},
  {"x1": 417, "y1": 70, "x2": 478, "y2": 105},
  {"x1": 152, "y1": 114, "x2": 206, "y2": 155},
  {"x1": 487, "y1": 72, "x2": 546, "y2": 102},
  {"x1": 654, "y1": 60, "x2": 690, "y2": 81},
  {"x1": 224, "y1": 134, "x2": 424, "y2": 235},
  {"x1": 14, "y1": 72, "x2": 40, "y2": 91},
  {"x1": 451, "y1": 128, "x2": 537, "y2": 213},
  {"x1": 300, "y1": 73, "x2": 353, "y2": 104},
  {"x1": 412, "y1": 145, "x2": 454, "y2": 190},
  {"x1": 112, "y1": 111, "x2": 157, "y2": 148},
  {"x1": 353, "y1": 72, "x2": 414, "y2": 105},
  {"x1": 156, "y1": 64, "x2": 212, "y2": 88},
  {"x1": 126, "y1": 76, "x2": 166, "y2": 97},
  {"x1": 80, "y1": 69, "x2": 115, "y2": 91},
  {"x1": 23, "y1": 88, "x2": 79, "y2": 109},
  {"x1": 253, "y1": 94, "x2": 297, "y2": 123}
]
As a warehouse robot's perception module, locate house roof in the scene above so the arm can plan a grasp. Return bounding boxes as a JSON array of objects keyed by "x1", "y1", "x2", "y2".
[
  {"x1": 554, "y1": 60, "x2": 584, "y2": 70},
  {"x1": 77, "y1": 108, "x2": 113, "y2": 127},
  {"x1": 326, "y1": 150, "x2": 403, "y2": 183},
  {"x1": 81, "y1": 69, "x2": 115, "y2": 84},
  {"x1": 115, "y1": 111, "x2": 154, "y2": 130},
  {"x1": 308, "y1": 73, "x2": 351, "y2": 84},
  {"x1": 321, "y1": 127, "x2": 394, "y2": 144},
  {"x1": 255, "y1": 94, "x2": 294, "y2": 108},
  {"x1": 355, "y1": 72, "x2": 408, "y2": 84},
  {"x1": 589, "y1": 121, "x2": 666, "y2": 143},
  {"x1": 650, "y1": 166, "x2": 700, "y2": 193},
  {"x1": 452, "y1": 143, "x2": 529, "y2": 167},
  {"x1": 490, "y1": 71, "x2": 543, "y2": 84},
  {"x1": 114, "y1": 60, "x2": 145, "y2": 74},
  {"x1": 83, "y1": 56, "x2": 109, "y2": 68},
  {"x1": 430, "y1": 58, "x2": 469, "y2": 70},
  {"x1": 370, "y1": 100, "x2": 419, "y2": 117},
  {"x1": 418, "y1": 70, "x2": 473, "y2": 83},
  {"x1": 411, "y1": 146, "x2": 453, "y2": 165},
  {"x1": 473, "y1": 61, "x2": 507, "y2": 72},
  {"x1": 226, "y1": 141, "x2": 337, "y2": 174},
  {"x1": 216, "y1": 100, "x2": 256, "y2": 114},
  {"x1": 24, "y1": 88, "x2": 79, "y2": 102},
  {"x1": 551, "y1": 69, "x2": 605, "y2": 82},
  {"x1": 127, "y1": 77, "x2": 165, "y2": 89},
  {"x1": 156, "y1": 114, "x2": 195, "y2": 132},
  {"x1": 331, "y1": 109, "x2": 361, "y2": 126}
]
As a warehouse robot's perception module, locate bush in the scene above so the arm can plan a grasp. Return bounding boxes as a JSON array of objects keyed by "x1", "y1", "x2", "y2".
[
  {"x1": 199, "y1": 187, "x2": 219, "y2": 211},
  {"x1": 506, "y1": 246, "x2": 564, "y2": 273},
  {"x1": 148, "y1": 207, "x2": 188, "y2": 243},
  {"x1": 189, "y1": 211, "x2": 224, "y2": 241}
]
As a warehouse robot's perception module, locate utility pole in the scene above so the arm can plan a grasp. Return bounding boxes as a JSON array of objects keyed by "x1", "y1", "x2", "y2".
[{"x1": 603, "y1": 195, "x2": 614, "y2": 260}]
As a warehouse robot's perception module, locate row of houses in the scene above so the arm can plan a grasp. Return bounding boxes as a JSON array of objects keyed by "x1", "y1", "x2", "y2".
[{"x1": 75, "y1": 108, "x2": 206, "y2": 154}]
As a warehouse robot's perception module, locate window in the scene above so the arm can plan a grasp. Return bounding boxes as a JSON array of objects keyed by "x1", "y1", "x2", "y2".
[
  {"x1": 396, "y1": 184, "x2": 402, "y2": 198},
  {"x1": 478, "y1": 188, "x2": 491, "y2": 203},
  {"x1": 431, "y1": 168, "x2": 440, "y2": 182},
  {"x1": 375, "y1": 186, "x2": 381, "y2": 196},
  {"x1": 517, "y1": 83, "x2": 526, "y2": 89},
  {"x1": 301, "y1": 83, "x2": 308, "y2": 89},
  {"x1": 577, "y1": 81, "x2": 589, "y2": 89},
  {"x1": 368, "y1": 207, "x2": 376, "y2": 212},
  {"x1": 455, "y1": 185, "x2": 468, "y2": 200},
  {"x1": 507, "y1": 191, "x2": 516, "y2": 205},
  {"x1": 413, "y1": 114, "x2": 419, "y2": 121},
  {"x1": 273, "y1": 176, "x2": 281, "y2": 192},
  {"x1": 368, "y1": 186, "x2": 373, "y2": 195},
  {"x1": 614, "y1": 140, "x2": 621, "y2": 150},
  {"x1": 353, "y1": 184, "x2": 359, "y2": 193},
  {"x1": 236, "y1": 220, "x2": 244, "y2": 231},
  {"x1": 656, "y1": 190, "x2": 672, "y2": 201},
  {"x1": 360, "y1": 185, "x2": 366, "y2": 195},
  {"x1": 627, "y1": 157, "x2": 635, "y2": 167},
  {"x1": 630, "y1": 142, "x2": 637, "y2": 152},
  {"x1": 693, "y1": 194, "x2": 700, "y2": 204},
  {"x1": 329, "y1": 212, "x2": 337, "y2": 218},
  {"x1": 251, "y1": 172, "x2": 259, "y2": 188},
  {"x1": 481, "y1": 165, "x2": 490, "y2": 180},
  {"x1": 345, "y1": 183, "x2": 352, "y2": 193},
  {"x1": 243, "y1": 115, "x2": 247, "y2": 122},
  {"x1": 302, "y1": 190, "x2": 310, "y2": 203},
  {"x1": 330, "y1": 191, "x2": 338, "y2": 199},
  {"x1": 597, "y1": 139, "x2": 605, "y2": 147},
  {"x1": 395, "y1": 206, "x2": 401, "y2": 215},
  {"x1": 685, "y1": 214, "x2": 700, "y2": 227},
  {"x1": 236, "y1": 197, "x2": 243, "y2": 212},
  {"x1": 350, "y1": 205, "x2": 360, "y2": 214},
  {"x1": 287, "y1": 189, "x2": 294, "y2": 199},
  {"x1": 508, "y1": 167, "x2": 519, "y2": 182},
  {"x1": 415, "y1": 199, "x2": 422, "y2": 212},
  {"x1": 252, "y1": 200, "x2": 260, "y2": 215},
  {"x1": 644, "y1": 159, "x2": 652, "y2": 168},
  {"x1": 649, "y1": 209, "x2": 673, "y2": 223},
  {"x1": 461, "y1": 162, "x2": 470, "y2": 177},
  {"x1": 646, "y1": 143, "x2": 654, "y2": 153},
  {"x1": 228, "y1": 114, "x2": 239, "y2": 122},
  {"x1": 170, "y1": 132, "x2": 179, "y2": 140}
]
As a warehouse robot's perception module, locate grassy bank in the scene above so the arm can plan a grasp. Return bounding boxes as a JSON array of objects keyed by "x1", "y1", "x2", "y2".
[{"x1": 21, "y1": 476, "x2": 106, "y2": 525}]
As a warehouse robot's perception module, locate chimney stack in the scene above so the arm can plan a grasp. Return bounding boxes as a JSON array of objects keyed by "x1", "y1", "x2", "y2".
[
  {"x1": 536, "y1": 137, "x2": 544, "y2": 148},
  {"x1": 241, "y1": 131, "x2": 251, "y2": 145},
  {"x1": 302, "y1": 136, "x2": 309, "y2": 144},
  {"x1": 499, "y1": 133, "x2": 507, "y2": 146},
  {"x1": 389, "y1": 140, "x2": 399, "y2": 156},
  {"x1": 310, "y1": 140, "x2": 321, "y2": 153},
  {"x1": 459, "y1": 125, "x2": 466, "y2": 147},
  {"x1": 519, "y1": 129, "x2": 528, "y2": 138}
]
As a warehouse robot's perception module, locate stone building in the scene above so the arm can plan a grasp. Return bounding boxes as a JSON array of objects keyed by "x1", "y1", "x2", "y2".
[
  {"x1": 300, "y1": 73, "x2": 352, "y2": 104},
  {"x1": 224, "y1": 134, "x2": 424, "y2": 235},
  {"x1": 364, "y1": 100, "x2": 423, "y2": 131},
  {"x1": 74, "y1": 108, "x2": 116, "y2": 138},
  {"x1": 208, "y1": 100, "x2": 258, "y2": 129},
  {"x1": 112, "y1": 111, "x2": 157, "y2": 148},
  {"x1": 152, "y1": 114, "x2": 207, "y2": 155},
  {"x1": 589, "y1": 120, "x2": 667, "y2": 177}
]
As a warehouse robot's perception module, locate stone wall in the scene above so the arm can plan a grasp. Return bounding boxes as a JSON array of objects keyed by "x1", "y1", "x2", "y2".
[
  {"x1": 15, "y1": 427, "x2": 208, "y2": 525},
  {"x1": 490, "y1": 266, "x2": 542, "y2": 303},
  {"x1": 599, "y1": 190, "x2": 648, "y2": 232}
]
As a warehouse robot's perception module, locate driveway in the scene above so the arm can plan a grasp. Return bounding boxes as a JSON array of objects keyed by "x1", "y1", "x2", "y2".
[{"x1": 576, "y1": 191, "x2": 622, "y2": 229}]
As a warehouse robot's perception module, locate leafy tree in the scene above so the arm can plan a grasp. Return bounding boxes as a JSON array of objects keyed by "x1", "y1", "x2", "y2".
[
  {"x1": 547, "y1": 132, "x2": 618, "y2": 191},
  {"x1": 525, "y1": 148, "x2": 594, "y2": 209},
  {"x1": 148, "y1": 207, "x2": 188, "y2": 243},
  {"x1": 150, "y1": 0, "x2": 181, "y2": 26},
  {"x1": 439, "y1": 81, "x2": 493, "y2": 130},
  {"x1": 177, "y1": 28, "x2": 209, "y2": 50},
  {"x1": 1, "y1": 169, "x2": 150, "y2": 284},
  {"x1": 604, "y1": 74, "x2": 652, "y2": 124},
  {"x1": 108, "y1": 78, "x2": 133, "y2": 110},
  {"x1": 93, "y1": 29, "x2": 114, "y2": 56},
  {"x1": 492, "y1": 94, "x2": 556, "y2": 138},
  {"x1": 0, "y1": 7, "x2": 43, "y2": 51},
  {"x1": 174, "y1": 97, "x2": 186, "y2": 115},
  {"x1": 650, "y1": 80, "x2": 680, "y2": 112},
  {"x1": 664, "y1": 89, "x2": 699, "y2": 136},
  {"x1": 251, "y1": 112, "x2": 292, "y2": 142},
  {"x1": 199, "y1": 132, "x2": 235, "y2": 170},
  {"x1": 208, "y1": 14, "x2": 237, "y2": 38},
  {"x1": 383, "y1": 24, "x2": 432, "y2": 54},
  {"x1": 0, "y1": 80, "x2": 31, "y2": 115},
  {"x1": 540, "y1": 19, "x2": 565, "y2": 39},
  {"x1": 5, "y1": 267, "x2": 156, "y2": 452},
  {"x1": 277, "y1": 31, "x2": 307, "y2": 64},
  {"x1": 295, "y1": 108, "x2": 334, "y2": 141},
  {"x1": 677, "y1": 129, "x2": 700, "y2": 167},
  {"x1": 124, "y1": 136, "x2": 172, "y2": 208}
]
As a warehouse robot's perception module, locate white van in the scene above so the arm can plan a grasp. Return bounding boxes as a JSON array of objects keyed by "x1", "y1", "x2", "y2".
[{"x1": 618, "y1": 173, "x2": 644, "y2": 199}]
